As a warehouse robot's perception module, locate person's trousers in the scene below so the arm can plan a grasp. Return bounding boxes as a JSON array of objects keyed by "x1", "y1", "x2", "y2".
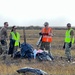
[
  {"x1": 65, "y1": 43, "x2": 71, "y2": 60},
  {"x1": 13, "y1": 46, "x2": 18, "y2": 57},
  {"x1": 1, "y1": 40, "x2": 8, "y2": 54},
  {"x1": 40, "y1": 42, "x2": 53, "y2": 58}
]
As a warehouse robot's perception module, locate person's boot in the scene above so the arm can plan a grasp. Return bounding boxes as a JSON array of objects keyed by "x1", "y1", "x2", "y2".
[
  {"x1": 11, "y1": 54, "x2": 13, "y2": 57},
  {"x1": 68, "y1": 58, "x2": 71, "y2": 62}
]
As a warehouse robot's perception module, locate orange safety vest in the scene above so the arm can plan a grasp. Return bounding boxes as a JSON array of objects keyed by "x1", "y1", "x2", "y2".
[{"x1": 41, "y1": 27, "x2": 52, "y2": 43}]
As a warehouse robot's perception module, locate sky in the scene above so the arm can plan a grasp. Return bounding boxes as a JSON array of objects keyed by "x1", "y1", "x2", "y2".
[{"x1": 0, "y1": 0, "x2": 75, "y2": 27}]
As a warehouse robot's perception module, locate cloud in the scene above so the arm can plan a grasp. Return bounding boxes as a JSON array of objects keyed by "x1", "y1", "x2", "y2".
[{"x1": 0, "y1": 0, "x2": 75, "y2": 27}]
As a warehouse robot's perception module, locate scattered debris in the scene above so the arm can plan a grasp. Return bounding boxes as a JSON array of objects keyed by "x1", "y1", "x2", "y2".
[{"x1": 17, "y1": 67, "x2": 48, "y2": 75}]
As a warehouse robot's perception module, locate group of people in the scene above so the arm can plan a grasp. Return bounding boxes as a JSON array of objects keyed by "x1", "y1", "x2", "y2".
[
  {"x1": 0, "y1": 22, "x2": 74, "y2": 62},
  {"x1": 39, "y1": 22, "x2": 74, "y2": 62},
  {"x1": 0, "y1": 22, "x2": 20, "y2": 58}
]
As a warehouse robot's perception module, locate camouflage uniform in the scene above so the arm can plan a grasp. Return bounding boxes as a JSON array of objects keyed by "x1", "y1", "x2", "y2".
[
  {"x1": 40, "y1": 42, "x2": 50, "y2": 53},
  {"x1": 0, "y1": 27, "x2": 8, "y2": 54},
  {"x1": 65, "y1": 43, "x2": 71, "y2": 60},
  {"x1": 65, "y1": 29, "x2": 74, "y2": 61},
  {"x1": 40, "y1": 22, "x2": 53, "y2": 60}
]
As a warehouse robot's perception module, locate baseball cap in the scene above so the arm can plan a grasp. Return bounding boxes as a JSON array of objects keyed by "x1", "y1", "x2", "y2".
[
  {"x1": 67, "y1": 23, "x2": 71, "y2": 27},
  {"x1": 44, "y1": 22, "x2": 49, "y2": 26}
]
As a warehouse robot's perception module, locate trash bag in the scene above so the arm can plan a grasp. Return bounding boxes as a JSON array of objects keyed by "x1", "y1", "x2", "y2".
[
  {"x1": 36, "y1": 52, "x2": 54, "y2": 61},
  {"x1": 21, "y1": 43, "x2": 34, "y2": 60},
  {"x1": 14, "y1": 51, "x2": 21, "y2": 58},
  {"x1": 17, "y1": 67, "x2": 48, "y2": 75}
]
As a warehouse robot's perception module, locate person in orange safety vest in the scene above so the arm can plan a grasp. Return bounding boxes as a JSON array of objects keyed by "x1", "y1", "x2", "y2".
[{"x1": 39, "y1": 22, "x2": 53, "y2": 58}]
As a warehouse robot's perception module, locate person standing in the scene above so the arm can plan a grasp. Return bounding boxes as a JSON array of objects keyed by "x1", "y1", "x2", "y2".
[
  {"x1": 0, "y1": 22, "x2": 9, "y2": 54},
  {"x1": 63, "y1": 23, "x2": 74, "y2": 62},
  {"x1": 39, "y1": 22, "x2": 53, "y2": 60},
  {"x1": 9, "y1": 26, "x2": 20, "y2": 57}
]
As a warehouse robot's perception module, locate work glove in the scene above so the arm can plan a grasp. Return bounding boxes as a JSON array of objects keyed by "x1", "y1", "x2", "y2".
[
  {"x1": 39, "y1": 32, "x2": 48, "y2": 35},
  {"x1": 63, "y1": 42, "x2": 65, "y2": 49},
  {"x1": 39, "y1": 32, "x2": 43, "y2": 35},
  {"x1": 69, "y1": 42, "x2": 72, "y2": 48}
]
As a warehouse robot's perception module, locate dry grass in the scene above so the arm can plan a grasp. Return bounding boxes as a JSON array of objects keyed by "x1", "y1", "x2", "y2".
[
  {"x1": 1, "y1": 57, "x2": 75, "y2": 75},
  {"x1": 0, "y1": 29, "x2": 75, "y2": 75}
]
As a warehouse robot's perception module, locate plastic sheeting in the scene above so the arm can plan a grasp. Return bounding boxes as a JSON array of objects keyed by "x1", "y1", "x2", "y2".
[{"x1": 17, "y1": 67, "x2": 48, "y2": 75}]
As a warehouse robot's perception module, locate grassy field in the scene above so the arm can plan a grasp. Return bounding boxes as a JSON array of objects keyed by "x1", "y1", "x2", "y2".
[{"x1": 0, "y1": 29, "x2": 75, "y2": 75}]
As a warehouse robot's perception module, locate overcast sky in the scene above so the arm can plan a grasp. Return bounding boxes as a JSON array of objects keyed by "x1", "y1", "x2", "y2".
[{"x1": 0, "y1": 0, "x2": 75, "y2": 27}]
